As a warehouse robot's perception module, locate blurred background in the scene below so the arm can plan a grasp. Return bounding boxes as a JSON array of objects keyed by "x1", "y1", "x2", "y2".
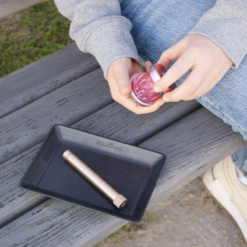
[{"x1": 0, "y1": 0, "x2": 73, "y2": 78}]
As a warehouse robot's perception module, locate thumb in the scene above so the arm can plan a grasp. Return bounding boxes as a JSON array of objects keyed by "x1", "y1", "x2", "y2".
[{"x1": 115, "y1": 67, "x2": 132, "y2": 95}]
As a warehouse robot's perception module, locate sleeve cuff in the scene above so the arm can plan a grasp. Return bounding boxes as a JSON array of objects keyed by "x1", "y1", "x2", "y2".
[
  {"x1": 188, "y1": 0, "x2": 247, "y2": 68},
  {"x1": 83, "y1": 20, "x2": 142, "y2": 78}
]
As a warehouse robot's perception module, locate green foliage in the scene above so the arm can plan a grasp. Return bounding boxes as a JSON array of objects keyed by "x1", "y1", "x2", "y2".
[
  {"x1": 93, "y1": 242, "x2": 101, "y2": 247},
  {"x1": 106, "y1": 227, "x2": 125, "y2": 245},
  {"x1": 109, "y1": 229, "x2": 121, "y2": 238},
  {"x1": 143, "y1": 213, "x2": 160, "y2": 222},
  {"x1": 0, "y1": 0, "x2": 74, "y2": 77},
  {"x1": 115, "y1": 237, "x2": 121, "y2": 245}
]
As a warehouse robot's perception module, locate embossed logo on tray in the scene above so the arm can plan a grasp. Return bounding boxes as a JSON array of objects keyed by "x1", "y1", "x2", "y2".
[{"x1": 96, "y1": 140, "x2": 123, "y2": 151}]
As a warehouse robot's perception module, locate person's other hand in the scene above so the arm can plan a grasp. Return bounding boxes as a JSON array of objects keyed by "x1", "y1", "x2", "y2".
[
  {"x1": 153, "y1": 34, "x2": 233, "y2": 102},
  {"x1": 106, "y1": 57, "x2": 165, "y2": 114}
]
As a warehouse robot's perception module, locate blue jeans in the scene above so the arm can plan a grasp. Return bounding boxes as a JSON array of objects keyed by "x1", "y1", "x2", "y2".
[{"x1": 121, "y1": 0, "x2": 247, "y2": 177}]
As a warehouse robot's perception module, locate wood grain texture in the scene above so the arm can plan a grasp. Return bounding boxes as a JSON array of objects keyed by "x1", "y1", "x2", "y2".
[
  {"x1": 0, "y1": 0, "x2": 44, "y2": 19},
  {"x1": 0, "y1": 100, "x2": 201, "y2": 228},
  {"x1": 71, "y1": 100, "x2": 201, "y2": 145},
  {"x1": 139, "y1": 108, "x2": 247, "y2": 208},
  {"x1": 0, "y1": 68, "x2": 112, "y2": 165},
  {"x1": 0, "y1": 143, "x2": 47, "y2": 228},
  {"x1": 0, "y1": 44, "x2": 99, "y2": 119},
  {"x1": 0, "y1": 108, "x2": 246, "y2": 246}
]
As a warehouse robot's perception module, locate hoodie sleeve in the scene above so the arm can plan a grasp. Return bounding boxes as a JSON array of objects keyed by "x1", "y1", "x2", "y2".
[
  {"x1": 54, "y1": 0, "x2": 141, "y2": 78},
  {"x1": 188, "y1": 0, "x2": 247, "y2": 68}
]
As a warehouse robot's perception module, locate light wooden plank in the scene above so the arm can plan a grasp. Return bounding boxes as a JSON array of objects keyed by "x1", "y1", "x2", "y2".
[
  {"x1": 0, "y1": 108, "x2": 246, "y2": 246},
  {"x1": 0, "y1": 100, "x2": 201, "y2": 228},
  {"x1": 70, "y1": 100, "x2": 201, "y2": 145},
  {"x1": 0, "y1": 0, "x2": 44, "y2": 19},
  {"x1": 0, "y1": 44, "x2": 99, "y2": 118},
  {"x1": 139, "y1": 108, "x2": 247, "y2": 207},
  {"x1": 0, "y1": 143, "x2": 47, "y2": 228},
  {"x1": 0, "y1": 68, "x2": 112, "y2": 165}
]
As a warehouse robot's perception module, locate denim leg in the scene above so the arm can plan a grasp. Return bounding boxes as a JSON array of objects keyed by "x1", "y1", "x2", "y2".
[
  {"x1": 121, "y1": 0, "x2": 247, "y2": 176},
  {"x1": 231, "y1": 146, "x2": 247, "y2": 177}
]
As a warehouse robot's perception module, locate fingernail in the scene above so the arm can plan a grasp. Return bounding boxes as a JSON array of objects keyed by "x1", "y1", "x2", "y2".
[{"x1": 154, "y1": 86, "x2": 161, "y2": 92}]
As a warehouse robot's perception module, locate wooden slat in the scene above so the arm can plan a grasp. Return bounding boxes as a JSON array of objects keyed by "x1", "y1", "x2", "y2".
[
  {"x1": 0, "y1": 0, "x2": 44, "y2": 19},
  {"x1": 0, "y1": 44, "x2": 99, "y2": 118},
  {"x1": 0, "y1": 68, "x2": 112, "y2": 165},
  {"x1": 0, "y1": 100, "x2": 201, "y2": 228},
  {"x1": 0, "y1": 108, "x2": 246, "y2": 246},
  {"x1": 0, "y1": 144, "x2": 46, "y2": 228}
]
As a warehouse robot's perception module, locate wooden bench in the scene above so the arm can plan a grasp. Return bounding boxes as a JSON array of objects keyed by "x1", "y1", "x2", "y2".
[{"x1": 1, "y1": 2, "x2": 247, "y2": 246}]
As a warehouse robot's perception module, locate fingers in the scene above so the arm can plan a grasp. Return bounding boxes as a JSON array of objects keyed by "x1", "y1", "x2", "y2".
[
  {"x1": 109, "y1": 80, "x2": 165, "y2": 114},
  {"x1": 147, "y1": 37, "x2": 189, "y2": 93},
  {"x1": 181, "y1": 59, "x2": 232, "y2": 101},
  {"x1": 154, "y1": 50, "x2": 195, "y2": 92},
  {"x1": 107, "y1": 57, "x2": 135, "y2": 96},
  {"x1": 110, "y1": 79, "x2": 164, "y2": 114},
  {"x1": 118, "y1": 96, "x2": 165, "y2": 115},
  {"x1": 157, "y1": 37, "x2": 188, "y2": 66},
  {"x1": 151, "y1": 34, "x2": 233, "y2": 103},
  {"x1": 162, "y1": 65, "x2": 210, "y2": 102},
  {"x1": 145, "y1": 61, "x2": 153, "y2": 73},
  {"x1": 182, "y1": 74, "x2": 214, "y2": 101}
]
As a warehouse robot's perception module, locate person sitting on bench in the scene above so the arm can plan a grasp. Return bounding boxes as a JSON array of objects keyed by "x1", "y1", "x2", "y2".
[{"x1": 54, "y1": 0, "x2": 247, "y2": 241}]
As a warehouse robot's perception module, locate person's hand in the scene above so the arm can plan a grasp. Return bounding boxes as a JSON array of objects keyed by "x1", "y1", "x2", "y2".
[
  {"x1": 106, "y1": 57, "x2": 165, "y2": 114},
  {"x1": 153, "y1": 34, "x2": 233, "y2": 102}
]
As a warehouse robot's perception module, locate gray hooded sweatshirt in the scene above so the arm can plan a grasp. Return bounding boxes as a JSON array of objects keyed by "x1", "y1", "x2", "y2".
[{"x1": 54, "y1": 0, "x2": 247, "y2": 78}]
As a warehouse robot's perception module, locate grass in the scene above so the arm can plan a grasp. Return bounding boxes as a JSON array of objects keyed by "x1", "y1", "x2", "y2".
[
  {"x1": 93, "y1": 242, "x2": 102, "y2": 247},
  {"x1": 0, "y1": 0, "x2": 74, "y2": 77},
  {"x1": 93, "y1": 214, "x2": 160, "y2": 246},
  {"x1": 107, "y1": 226, "x2": 124, "y2": 245},
  {"x1": 143, "y1": 213, "x2": 160, "y2": 222}
]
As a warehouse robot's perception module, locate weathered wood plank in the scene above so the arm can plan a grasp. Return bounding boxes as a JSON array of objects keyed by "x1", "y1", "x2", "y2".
[
  {"x1": 0, "y1": 44, "x2": 99, "y2": 118},
  {"x1": 70, "y1": 100, "x2": 201, "y2": 145},
  {"x1": 0, "y1": 108, "x2": 246, "y2": 246},
  {"x1": 0, "y1": 100, "x2": 201, "y2": 228},
  {"x1": 0, "y1": 68, "x2": 112, "y2": 165},
  {"x1": 0, "y1": 143, "x2": 47, "y2": 228},
  {"x1": 0, "y1": 0, "x2": 44, "y2": 19},
  {"x1": 139, "y1": 108, "x2": 247, "y2": 207}
]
